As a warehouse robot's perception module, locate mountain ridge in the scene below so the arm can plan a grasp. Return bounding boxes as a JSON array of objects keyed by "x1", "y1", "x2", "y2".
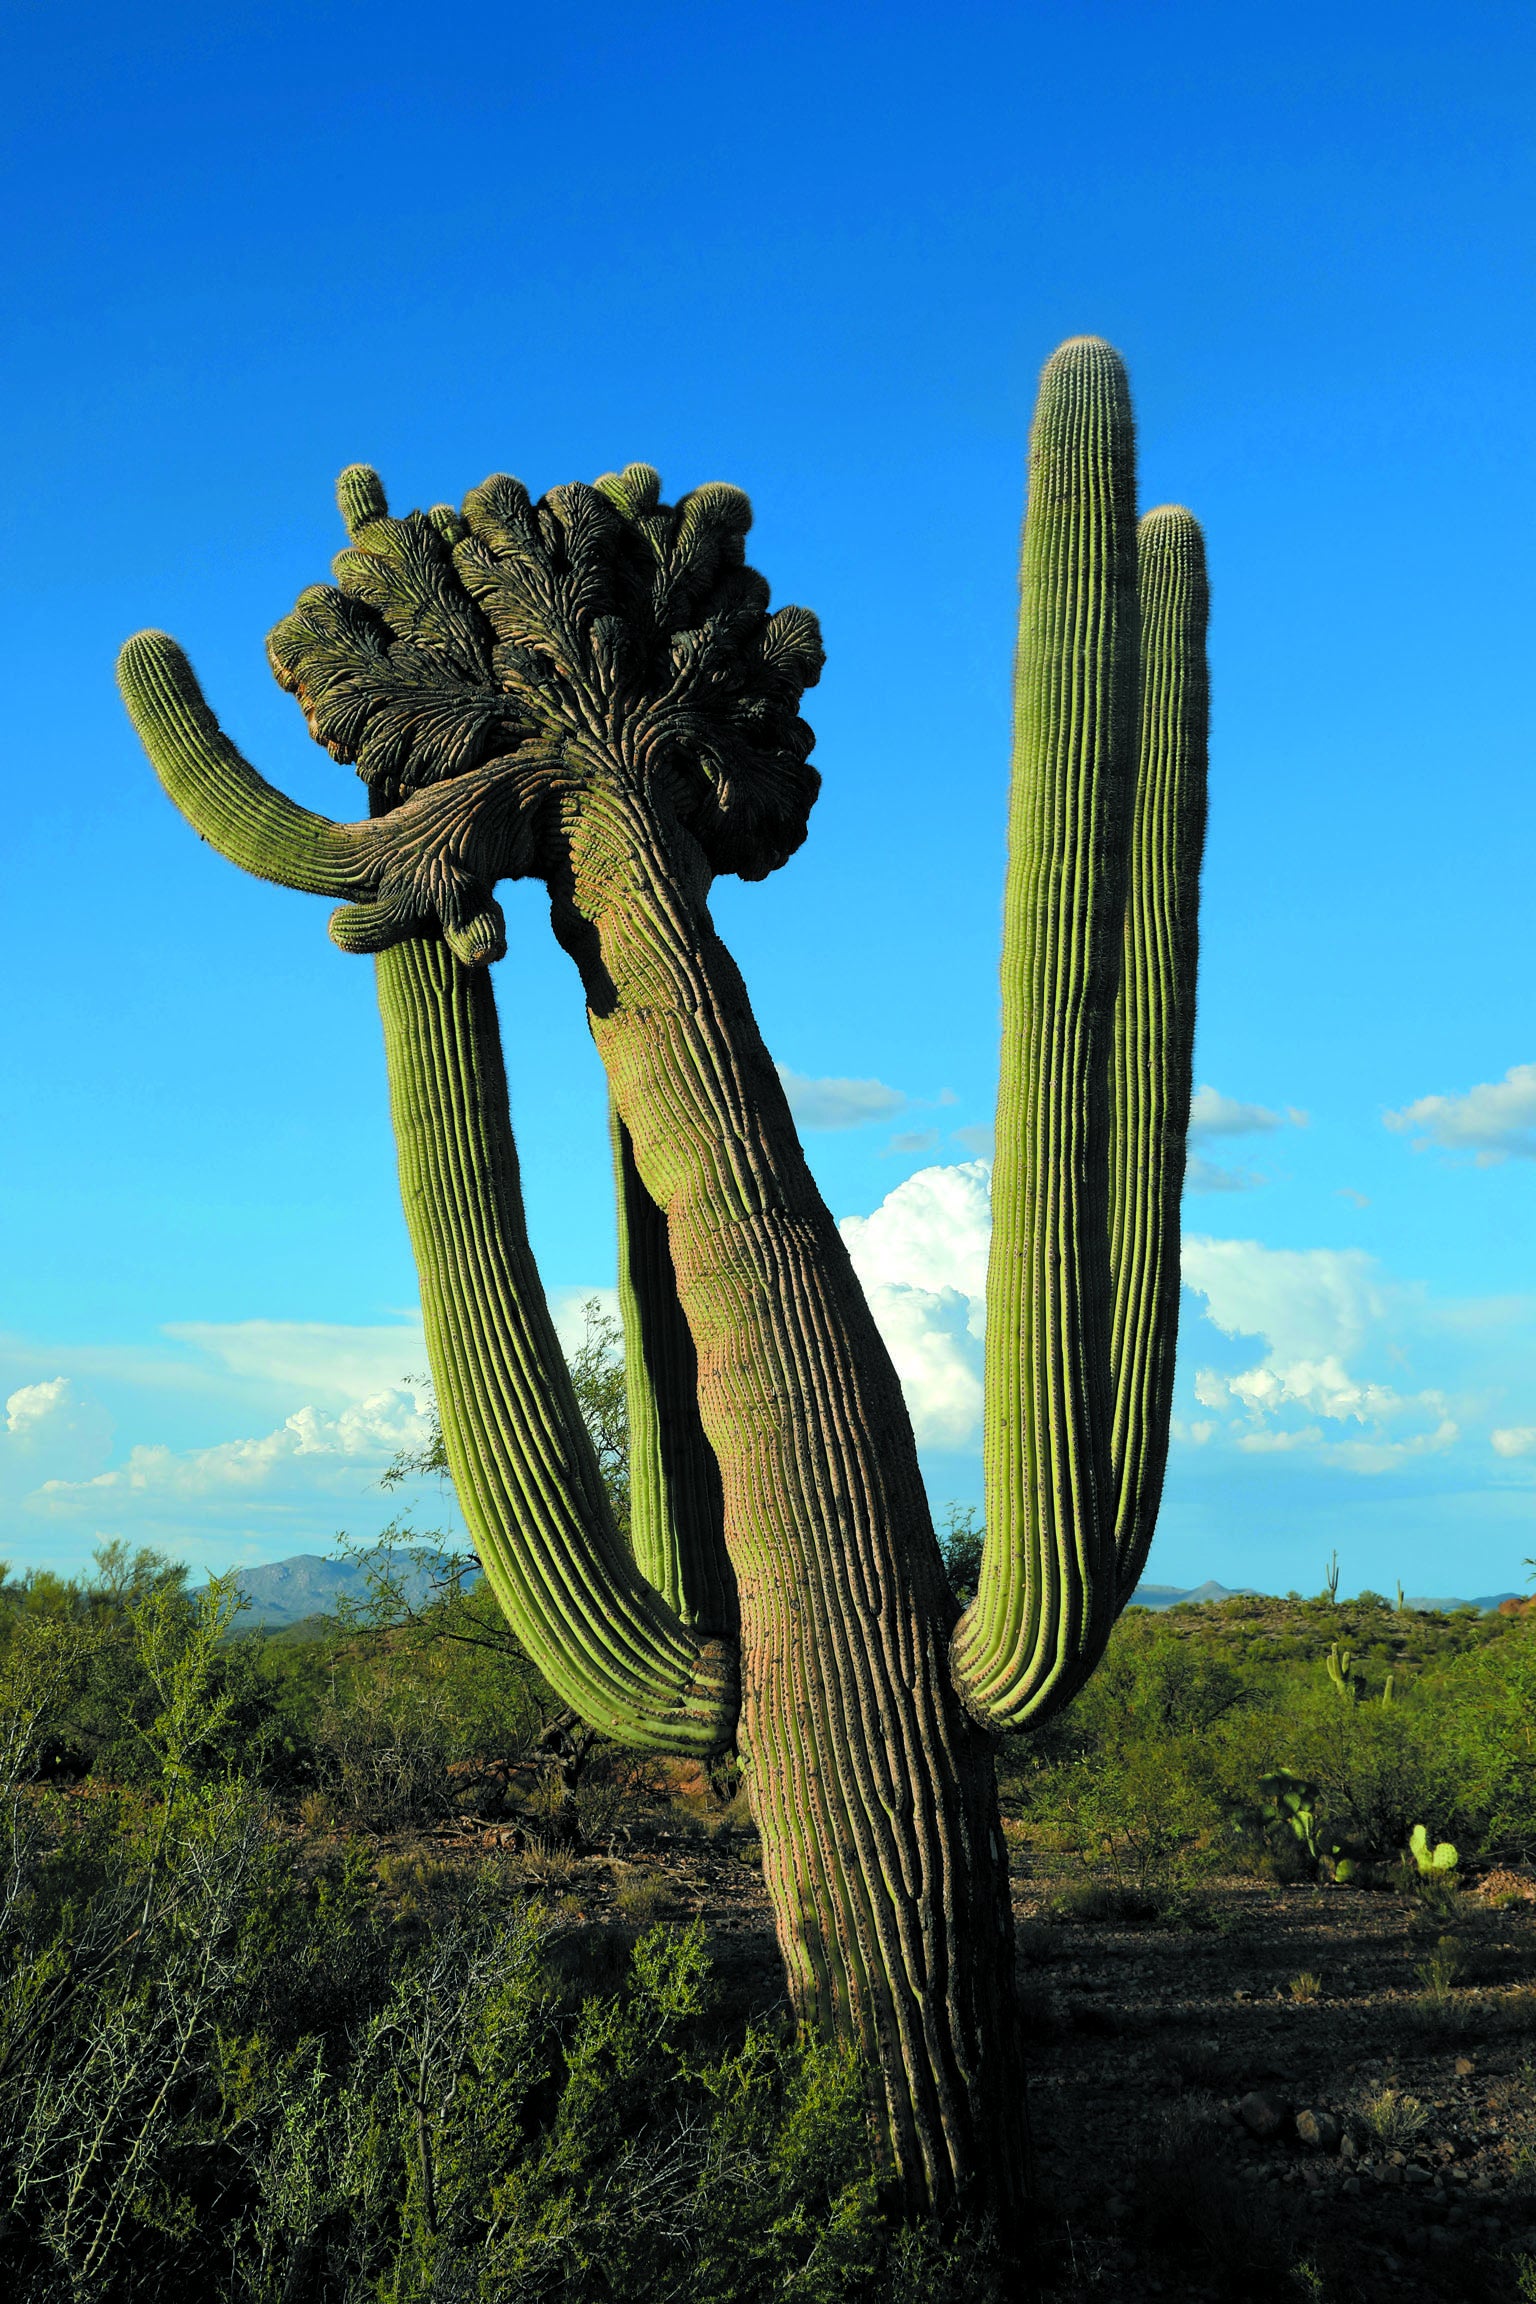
[{"x1": 222, "y1": 1555, "x2": 1526, "y2": 1628}]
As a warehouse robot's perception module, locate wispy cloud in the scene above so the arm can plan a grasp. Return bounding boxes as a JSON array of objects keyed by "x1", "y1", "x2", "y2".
[
  {"x1": 1183, "y1": 1084, "x2": 1305, "y2": 1194},
  {"x1": 164, "y1": 1319, "x2": 426, "y2": 1405},
  {"x1": 1385, "y1": 1061, "x2": 1536, "y2": 1163},
  {"x1": 1185, "y1": 1153, "x2": 1265, "y2": 1195},
  {"x1": 1188, "y1": 1086, "x2": 1301, "y2": 1138},
  {"x1": 776, "y1": 1066, "x2": 907, "y2": 1131},
  {"x1": 883, "y1": 1129, "x2": 939, "y2": 1157}
]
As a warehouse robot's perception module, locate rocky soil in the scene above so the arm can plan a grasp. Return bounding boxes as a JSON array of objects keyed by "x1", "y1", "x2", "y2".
[{"x1": 328, "y1": 1806, "x2": 1536, "y2": 2302}]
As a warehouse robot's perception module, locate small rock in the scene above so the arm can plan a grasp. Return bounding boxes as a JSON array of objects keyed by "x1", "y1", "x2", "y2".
[
  {"x1": 1339, "y1": 2133, "x2": 1357, "y2": 2161},
  {"x1": 1404, "y1": 2164, "x2": 1432, "y2": 2187},
  {"x1": 1342, "y1": 2177, "x2": 1362, "y2": 2198},
  {"x1": 1295, "y1": 2108, "x2": 1341, "y2": 2152},
  {"x1": 1236, "y1": 2089, "x2": 1289, "y2": 2139},
  {"x1": 1454, "y1": 2055, "x2": 1475, "y2": 2076}
]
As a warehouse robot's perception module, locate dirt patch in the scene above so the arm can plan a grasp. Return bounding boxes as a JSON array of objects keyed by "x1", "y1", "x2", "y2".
[{"x1": 294, "y1": 1807, "x2": 1535, "y2": 2300}]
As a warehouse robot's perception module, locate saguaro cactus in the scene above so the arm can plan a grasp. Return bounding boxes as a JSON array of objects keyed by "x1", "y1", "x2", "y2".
[{"x1": 119, "y1": 336, "x2": 1208, "y2": 2223}]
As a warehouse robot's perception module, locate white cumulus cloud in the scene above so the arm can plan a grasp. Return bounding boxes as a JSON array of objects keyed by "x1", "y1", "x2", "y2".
[
  {"x1": 1491, "y1": 1426, "x2": 1536, "y2": 1459},
  {"x1": 7, "y1": 1377, "x2": 74, "y2": 1436},
  {"x1": 1385, "y1": 1062, "x2": 1536, "y2": 1164},
  {"x1": 37, "y1": 1385, "x2": 436, "y2": 1510},
  {"x1": 777, "y1": 1066, "x2": 907, "y2": 1131},
  {"x1": 1181, "y1": 1235, "x2": 1456, "y2": 1466},
  {"x1": 839, "y1": 1161, "x2": 990, "y2": 1448}
]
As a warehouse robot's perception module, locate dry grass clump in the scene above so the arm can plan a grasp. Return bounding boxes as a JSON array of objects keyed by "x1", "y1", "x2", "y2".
[
  {"x1": 1358, "y1": 2087, "x2": 1429, "y2": 2148},
  {"x1": 611, "y1": 1866, "x2": 679, "y2": 1927}
]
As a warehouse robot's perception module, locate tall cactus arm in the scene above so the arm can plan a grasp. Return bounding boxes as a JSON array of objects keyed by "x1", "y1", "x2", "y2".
[
  {"x1": 611, "y1": 1102, "x2": 737, "y2": 1635},
  {"x1": 118, "y1": 633, "x2": 737, "y2": 1755},
  {"x1": 951, "y1": 337, "x2": 1140, "y2": 1733},
  {"x1": 379, "y1": 939, "x2": 737, "y2": 1750},
  {"x1": 1109, "y1": 508, "x2": 1210, "y2": 1600}
]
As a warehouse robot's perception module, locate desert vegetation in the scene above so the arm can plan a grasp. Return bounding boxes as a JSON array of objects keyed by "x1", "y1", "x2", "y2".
[{"x1": 0, "y1": 1515, "x2": 1532, "y2": 2299}]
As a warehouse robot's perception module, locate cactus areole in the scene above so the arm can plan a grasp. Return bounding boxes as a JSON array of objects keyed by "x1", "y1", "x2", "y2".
[{"x1": 119, "y1": 339, "x2": 1209, "y2": 2226}]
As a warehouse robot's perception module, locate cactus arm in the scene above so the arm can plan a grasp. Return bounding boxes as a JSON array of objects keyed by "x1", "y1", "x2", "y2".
[
  {"x1": 611, "y1": 1100, "x2": 737, "y2": 1635},
  {"x1": 377, "y1": 936, "x2": 737, "y2": 1753},
  {"x1": 117, "y1": 631, "x2": 366, "y2": 897},
  {"x1": 119, "y1": 632, "x2": 736, "y2": 1755},
  {"x1": 1108, "y1": 507, "x2": 1209, "y2": 1601},
  {"x1": 951, "y1": 337, "x2": 1140, "y2": 1733}
]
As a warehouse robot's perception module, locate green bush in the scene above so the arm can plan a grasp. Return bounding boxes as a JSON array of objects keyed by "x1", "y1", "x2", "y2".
[{"x1": 0, "y1": 1584, "x2": 1002, "y2": 2303}]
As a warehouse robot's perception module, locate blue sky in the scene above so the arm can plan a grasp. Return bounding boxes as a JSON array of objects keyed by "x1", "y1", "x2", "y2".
[{"x1": 3, "y1": 0, "x2": 1534, "y2": 1600}]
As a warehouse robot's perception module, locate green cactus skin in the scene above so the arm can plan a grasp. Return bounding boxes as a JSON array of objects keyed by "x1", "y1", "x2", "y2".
[
  {"x1": 952, "y1": 344, "x2": 1208, "y2": 1733},
  {"x1": 119, "y1": 472, "x2": 1022, "y2": 2218},
  {"x1": 376, "y1": 932, "x2": 738, "y2": 1751},
  {"x1": 610, "y1": 1099, "x2": 735, "y2": 1633},
  {"x1": 953, "y1": 339, "x2": 1139, "y2": 1730},
  {"x1": 118, "y1": 344, "x2": 1208, "y2": 2220},
  {"x1": 1110, "y1": 506, "x2": 1209, "y2": 1600}
]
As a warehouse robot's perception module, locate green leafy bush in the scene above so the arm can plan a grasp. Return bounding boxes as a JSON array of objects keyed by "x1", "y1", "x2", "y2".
[{"x1": 0, "y1": 1585, "x2": 1002, "y2": 2303}]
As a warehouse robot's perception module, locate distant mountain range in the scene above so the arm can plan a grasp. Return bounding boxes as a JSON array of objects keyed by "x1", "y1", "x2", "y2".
[
  {"x1": 226, "y1": 1556, "x2": 1525, "y2": 1628},
  {"x1": 230, "y1": 1549, "x2": 470, "y2": 1627},
  {"x1": 1130, "y1": 1578, "x2": 1523, "y2": 1614}
]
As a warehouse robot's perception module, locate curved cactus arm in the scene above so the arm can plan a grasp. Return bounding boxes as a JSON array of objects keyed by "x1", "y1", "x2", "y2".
[
  {"x1": 951, "y1": 337, "x2": 1140, "y2": 1733},
  {"x1": 1109, "y1": 507, "x2": 1209, "y2": 1601},
  {"x1": 378, "y1": 938, "x2": 737, "y2": 1753},
  {"x1": 118, "y1": 631, "x2": 368, "y2": 898},
  {"x1": 118, "y1": 631, "x2": 557, "y2": 970},
  {"x1": 120, "y1": 628, "x2": 736, "y2": 1756},
  {"x1": 611, "y1": 1101, "x2": 737, "y2": 1635}
]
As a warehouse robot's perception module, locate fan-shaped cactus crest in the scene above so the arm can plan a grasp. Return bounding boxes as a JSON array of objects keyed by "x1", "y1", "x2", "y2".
[{"x1": 119, "y1": 336, "x2": 1209, "y2": 2236}]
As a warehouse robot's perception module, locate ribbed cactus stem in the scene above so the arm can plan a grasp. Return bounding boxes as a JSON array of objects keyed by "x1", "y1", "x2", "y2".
[
  {"x1": 1109, "y1": 506, "x2": 1209, "y2": 1597},
  {"x1": 376, "y1": 936, "x2": 737, "y2": 1752},
  {"x1": 118, "y1": 633, "x2": 364, "y2": 897},
  {"x1": 552, "y1": 781, "x2": 1021, "y2": 2214},
  {"x1": 953, "y1": 337, "x2": 1139, "y2": 1731},
  {"x1": 611, "y1": 1100, "x2": 736, "y2": 1633}
]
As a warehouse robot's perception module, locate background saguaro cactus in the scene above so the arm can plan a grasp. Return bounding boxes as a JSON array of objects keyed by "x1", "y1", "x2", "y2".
[{"x1": 119, "y1": 335, "x2": 1208, "y2": 2227}]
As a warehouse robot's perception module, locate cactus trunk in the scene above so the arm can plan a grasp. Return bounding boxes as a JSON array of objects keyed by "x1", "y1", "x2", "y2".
[{"x1": 544, "y1": 782, "x2": 1024, "y2": 2213}]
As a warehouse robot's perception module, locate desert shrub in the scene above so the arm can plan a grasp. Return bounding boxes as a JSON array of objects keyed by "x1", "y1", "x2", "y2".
[
  {"x1": 1425, "y1": 1623, "x2": 1536, "y2": 1855},
  {"x1": 313, "y1": 1670, "x2": 455, "y2": 1830},
  {"x1": 0, "y1": 1545, "x2": 320, "y2": 1792},
  {"x1": 0, "y1": 1588, "x2": 1002, "y2": 2303}
]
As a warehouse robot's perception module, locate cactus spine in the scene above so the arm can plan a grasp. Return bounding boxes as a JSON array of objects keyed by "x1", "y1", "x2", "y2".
[{"x1": 118, "y1": 336, "x2": 1208, "y2": 2224}]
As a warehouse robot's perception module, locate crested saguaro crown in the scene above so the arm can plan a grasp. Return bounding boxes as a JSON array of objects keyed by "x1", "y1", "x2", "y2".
[
  {"x1": 119, "y1": 335, "x2": 1210, "y2": 2232},
  {"x1": 275, "y1": 463, "x2": 826, "y2": 959}
]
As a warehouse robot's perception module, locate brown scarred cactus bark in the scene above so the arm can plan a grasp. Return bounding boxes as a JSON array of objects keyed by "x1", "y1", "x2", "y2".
[{"x1": 118, "y1": 342, "x2": 1209, "y2": 2231}]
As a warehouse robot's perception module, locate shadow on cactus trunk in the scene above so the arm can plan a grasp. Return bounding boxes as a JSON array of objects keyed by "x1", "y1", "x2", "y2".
[{"x1": 117, "y1": 334, "x2": 1208, "y2": 2242}]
